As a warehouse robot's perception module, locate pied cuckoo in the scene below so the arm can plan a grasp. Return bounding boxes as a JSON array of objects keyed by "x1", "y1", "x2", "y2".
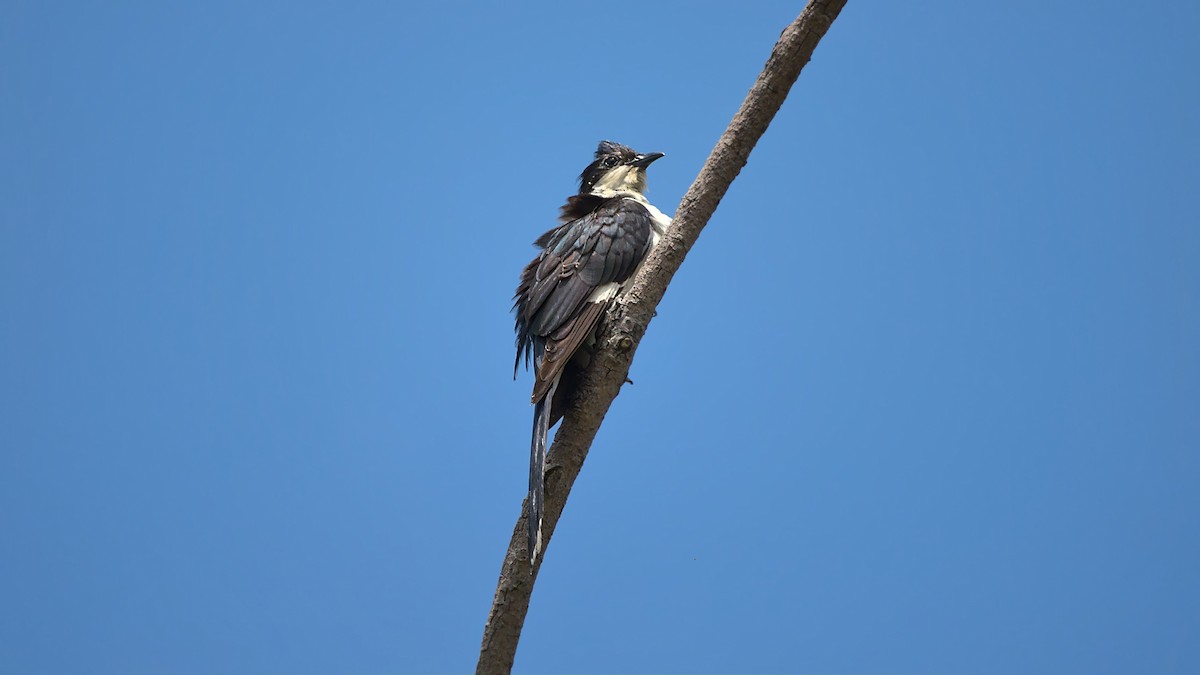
[{"x1": 512, "y1": 140, "x2": 670, "y2": 567}]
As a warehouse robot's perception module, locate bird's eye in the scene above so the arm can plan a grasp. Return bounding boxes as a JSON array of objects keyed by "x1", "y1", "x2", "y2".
[{"x1": 602, "y1": 156, "x2": 619, "y2": 168}]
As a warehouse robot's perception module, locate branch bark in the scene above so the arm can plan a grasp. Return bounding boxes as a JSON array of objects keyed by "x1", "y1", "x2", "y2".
[{"x1": 477, "y1": 2, "x2": 848, "y2": 673}]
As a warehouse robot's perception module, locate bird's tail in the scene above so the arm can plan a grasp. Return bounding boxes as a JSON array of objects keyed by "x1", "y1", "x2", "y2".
[{"x1": 529, "y1": 378, "x2": 557, "y2": 569}]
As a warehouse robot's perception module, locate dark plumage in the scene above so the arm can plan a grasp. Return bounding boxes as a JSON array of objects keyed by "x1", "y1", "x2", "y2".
[
  {"x1": 514, "y1": 197, "x2": 654, "y2": 393},
  {"x1": 512, "y1": 140, "x2": 667, "y2": 569}
]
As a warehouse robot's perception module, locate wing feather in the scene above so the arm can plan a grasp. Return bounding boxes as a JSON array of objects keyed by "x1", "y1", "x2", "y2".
[
  {"x1": 513, "y1": 197, "x2": 654, "y2": 384},
  {"x1": 531, "y1": 300, "x2": 607, "y2": 402}
]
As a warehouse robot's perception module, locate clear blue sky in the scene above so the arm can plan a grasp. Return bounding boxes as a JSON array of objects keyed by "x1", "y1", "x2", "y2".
[{"x1": 2, "y1": 2, "x2": 1197, "y2": 674}]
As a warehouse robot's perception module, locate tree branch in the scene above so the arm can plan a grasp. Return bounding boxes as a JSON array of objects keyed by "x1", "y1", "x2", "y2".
[{"x1": 477, "y1": 2, "x2": 848, "y2": 673}]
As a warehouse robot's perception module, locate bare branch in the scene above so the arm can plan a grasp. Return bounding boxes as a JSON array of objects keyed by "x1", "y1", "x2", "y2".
[{"x1": 477, "y1": 2, "x2": 848, "y2": 673}]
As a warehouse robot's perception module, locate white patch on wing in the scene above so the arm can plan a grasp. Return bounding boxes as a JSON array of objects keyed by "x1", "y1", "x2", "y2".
[{"x1": 587, "y1": 282, "x2": 620, "y2": 303}]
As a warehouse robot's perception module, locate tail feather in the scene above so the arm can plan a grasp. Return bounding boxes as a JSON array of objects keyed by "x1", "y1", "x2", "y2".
[{"x1": 529, "y1": 378, "x2": 558, "y2": 570}]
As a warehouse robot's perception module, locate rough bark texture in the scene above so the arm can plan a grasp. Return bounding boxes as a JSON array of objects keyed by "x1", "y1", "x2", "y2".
[{"x1": 477, "y1": 2, "x2": 848, "y2": 673}]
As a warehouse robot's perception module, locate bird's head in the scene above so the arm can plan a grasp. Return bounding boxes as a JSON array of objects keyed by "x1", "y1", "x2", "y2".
[{"x1": 578, "y1": 140, "x2": 664, "y2": 196}]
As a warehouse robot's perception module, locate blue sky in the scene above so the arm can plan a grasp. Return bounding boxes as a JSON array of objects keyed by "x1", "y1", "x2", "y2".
[{"x1": 2, "y1": 1, "x2": 1198, "y2": 673}]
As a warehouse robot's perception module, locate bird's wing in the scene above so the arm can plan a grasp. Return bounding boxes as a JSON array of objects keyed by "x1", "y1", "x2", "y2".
[{"x1": 513, "y1": 197, "x2": 654, "y2": 399}]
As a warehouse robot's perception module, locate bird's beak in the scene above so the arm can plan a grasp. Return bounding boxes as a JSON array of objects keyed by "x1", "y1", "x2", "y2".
[{"x1": 630, "y1": 152, "x2": 665, "y2": 168}]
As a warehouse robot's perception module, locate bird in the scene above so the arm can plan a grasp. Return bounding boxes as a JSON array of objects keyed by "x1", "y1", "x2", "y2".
[{"x1": 512, "y1": 140, "x2": 671, "y2": 568}]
